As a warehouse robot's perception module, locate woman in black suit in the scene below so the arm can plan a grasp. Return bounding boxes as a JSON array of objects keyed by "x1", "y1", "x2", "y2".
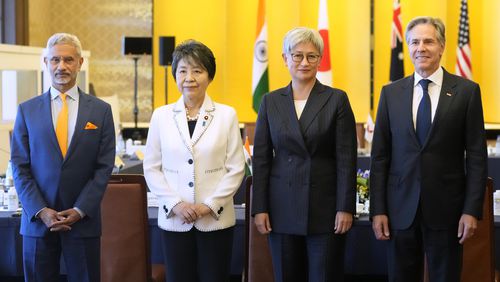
[{"x1": 252, "y1": 27, "x2": 357, "y2": 282}]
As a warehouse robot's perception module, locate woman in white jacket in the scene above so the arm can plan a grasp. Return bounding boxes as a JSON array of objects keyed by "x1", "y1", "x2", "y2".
[{"x1": 143, "y1": 39, "x2": 245, "y2": 282}]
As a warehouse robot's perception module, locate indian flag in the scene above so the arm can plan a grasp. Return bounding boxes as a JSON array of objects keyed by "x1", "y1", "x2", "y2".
[
  {"x1": 243, "y1": 136, "x2": 253, "y2": 175},
  {"x1": 252, "y1": 0, "x2": 269, "y2": 113},
  {"x1": 317, "y1": 0, "x2": 332, "y2": 86}
]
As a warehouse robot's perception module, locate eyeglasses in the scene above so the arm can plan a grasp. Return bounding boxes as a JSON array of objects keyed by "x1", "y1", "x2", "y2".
[{"x1": 290, "y1": 53, "x2": 321, "y2": 63}]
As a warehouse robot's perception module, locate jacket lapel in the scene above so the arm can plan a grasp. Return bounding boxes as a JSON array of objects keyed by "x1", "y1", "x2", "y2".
[
  {"x1": 401, "y1": 76, "x2": 421, "y2": 148},
  {"x1": 41, "y1": 91, "x2": 63, "y2": 159},
  {"x1": 424, "y1": 69, "x2": 457, "y2": 147},
  {"x1": 190, "y1": 95, "x2": 215, "y2": 147},
  {"x1": 274, "y1": 83, "x2": 308, "y2": 153},
  {"x1": 173, "y1": 97, "x2": 194, "y2": 155},
  {"x1": 298, "y1": 80, "x2": 331, "y2": 135},
  {"x1": 65, "y1": 88, "x2": 90, "y2": 160}
]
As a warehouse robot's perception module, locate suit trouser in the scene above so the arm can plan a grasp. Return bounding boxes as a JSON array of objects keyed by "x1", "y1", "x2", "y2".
[
  {"x1": 268, "y1": 232, "x2": 346, "y2": 282},
  {"x1": 387, "y1": 209, "x2": 463, "y2": 282},
  {"x1": 22, "y1": 232, "x2": 100, "y2": 282},
  {"x1": 161, "y1": 226, "x2": 234, "y2": 282}
]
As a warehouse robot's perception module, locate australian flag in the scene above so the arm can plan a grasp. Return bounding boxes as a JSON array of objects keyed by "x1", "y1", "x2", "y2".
[{"x1": 390, "y1": 0, "x2": 404, "y2": 82}]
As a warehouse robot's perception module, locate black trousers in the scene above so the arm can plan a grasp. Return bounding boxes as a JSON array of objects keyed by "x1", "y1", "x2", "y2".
[
  {"x1": 387, "y1": 210, "x2": 463, "y2": 282},
  {"x1": 161, "y1": 226, "x2": 234, "y2": 282},
  {"x1": 268, "y1": 232, "x2": 346, "y2": 282}
]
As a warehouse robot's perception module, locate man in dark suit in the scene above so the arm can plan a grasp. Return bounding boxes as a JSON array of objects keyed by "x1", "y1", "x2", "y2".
[
  {"x1": 370, "y1": 17, "x2": 487, "y2": 282},
  {"x1": 252, "y1": 27, "x2": 357, "y2": 282},
  {"x1": 11, "y1": 33, "x2": 115, "y2": 282}
]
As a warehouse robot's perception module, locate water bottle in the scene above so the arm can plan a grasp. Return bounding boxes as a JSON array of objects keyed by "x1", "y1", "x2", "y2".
[
  {"x1": 125, "y1": 138, "x2": 133, "y2": 155},
  {"x1": 494, "y1": 190, "x2": 500, "y2": 216},
  {"x1": 496, "y1": 135, "x2": 500, "y2": 157},
  {"x1": 5, "y1": 160, "x2": 12, "y2": 181},
  {"x1": 7, "y1": 186, "x2": 18, "y2": 211},
  {"x1": 116, "y1": 133, "x2": 126, "y2": 155},
  {"x1": 364, "y1": 200, "x2": 370, "y2": 214},
  {"x1": 2, "y1": 188, "x2": 8, "y2": 210}
]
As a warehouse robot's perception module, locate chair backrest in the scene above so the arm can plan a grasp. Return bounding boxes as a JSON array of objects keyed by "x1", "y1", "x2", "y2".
[
  {"x1": 245, "y1": 176, "x2": 275, "y2": 282},
  {"x1": 101, "y1": 174, "x2": 151, "y2": 282},
  {"x1": 424, "y1": 177, "x2": 495, "y2": 282}
]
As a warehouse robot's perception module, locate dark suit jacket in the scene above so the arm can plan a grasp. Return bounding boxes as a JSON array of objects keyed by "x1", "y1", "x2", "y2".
[
  {"x1": 370, "y1": 68, "x2": 488, "y2": 230},
  {"x1": 11, "y1": 88, "x2": 116, "y2": 237},
  {"x1": 252, "y1": 80, "x2": 357, "y2": 235}
]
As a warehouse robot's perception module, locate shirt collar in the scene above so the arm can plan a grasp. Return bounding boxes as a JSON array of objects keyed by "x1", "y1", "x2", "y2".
[
  {"x1": 50, "y1": 85, "x2": 79, "y2": 101},
  {"x1": 413, "y1": 67, "x2": 443, "y2": 88}
]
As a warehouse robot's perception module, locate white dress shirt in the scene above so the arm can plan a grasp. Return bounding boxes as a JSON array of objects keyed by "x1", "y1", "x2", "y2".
[
  {"x1": 412, "y1": 67, "x2": 443, "y2": 130},
  {"x1": 294, "y1": 99, "x2": 307, "y2": 119},
  {"x1": 50, "y1": 85, "x2": 79, "y2": 145}
]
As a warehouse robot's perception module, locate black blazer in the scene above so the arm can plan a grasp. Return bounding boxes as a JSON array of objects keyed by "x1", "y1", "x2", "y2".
[
  {"x1": 252, "y1": 80, "x2": 357, "y2": 235},
  {"x1": 370, "y1": 68, "x2": 488, "y2": 230}
]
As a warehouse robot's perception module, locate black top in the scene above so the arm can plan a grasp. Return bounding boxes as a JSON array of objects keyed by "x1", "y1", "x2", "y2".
[{"x1": 188, "y1": 120, "x2": 197, "y2": 137}]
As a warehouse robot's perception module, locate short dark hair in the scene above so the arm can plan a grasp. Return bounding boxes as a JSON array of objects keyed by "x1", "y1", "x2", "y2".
[{"x1": 171, "y1": 40, "x2": 216, "y2": 81}]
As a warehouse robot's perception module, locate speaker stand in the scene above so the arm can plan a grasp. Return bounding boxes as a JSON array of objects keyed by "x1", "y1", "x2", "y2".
[
  {"x1": 133, "y1": 57, "x2": 139, "y2": 128},
  {"x1": 131, "y1": 57, "x2": 142, "y2": 141},
  {"x1": 164, "y1": 67, "x2": 169, "y2": 104}
]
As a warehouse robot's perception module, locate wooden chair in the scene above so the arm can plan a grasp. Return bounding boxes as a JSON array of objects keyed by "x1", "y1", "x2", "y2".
[
  {"x1": 244, "y1": 176, "x2": 275, "y2": 282},
  {"x1": 424, "y1": 177, "x2": 495, "y2": 282},
  {"x1": 100, "y1": 174, "x2": 165, "y2": 282}
]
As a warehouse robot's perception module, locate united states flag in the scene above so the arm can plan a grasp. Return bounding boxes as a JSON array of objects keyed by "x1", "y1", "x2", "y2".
[
  {"x1": 456, "y1": 0, "x2": 472, "y2": 79},
  {"x1": 390, "y1": 0, "x2": 404, "y2": 82}
]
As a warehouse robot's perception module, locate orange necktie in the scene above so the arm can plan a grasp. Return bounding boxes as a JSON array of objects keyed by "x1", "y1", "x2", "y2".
[{"x1": 56, "y1": 93, "x2": 68, "y2": 157}]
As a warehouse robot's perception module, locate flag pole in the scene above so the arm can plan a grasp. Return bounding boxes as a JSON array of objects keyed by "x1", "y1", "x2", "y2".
[{"x1": 369, "y1": 0, "x2": 375, "y2": 113}]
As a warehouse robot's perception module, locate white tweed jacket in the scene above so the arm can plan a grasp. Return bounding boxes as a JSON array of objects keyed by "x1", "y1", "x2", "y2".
[{"x1": 144, "y1": 95, "x2": 245, "y2": 232}]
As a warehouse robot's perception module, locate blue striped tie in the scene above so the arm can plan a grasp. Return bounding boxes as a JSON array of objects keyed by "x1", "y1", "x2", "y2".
[{"x1": 416, "y1": 79, "x2": 431, "y2": 146}]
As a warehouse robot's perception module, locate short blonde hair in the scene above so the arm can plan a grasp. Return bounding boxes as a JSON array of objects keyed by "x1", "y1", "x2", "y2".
[{"x1": 282, "y1": 27, "x2": 324, "y2": 55}]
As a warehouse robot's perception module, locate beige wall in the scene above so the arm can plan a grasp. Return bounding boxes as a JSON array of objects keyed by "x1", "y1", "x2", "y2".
[{"x1": 29, "y1": 0, "x2": 153, "y2": 124}]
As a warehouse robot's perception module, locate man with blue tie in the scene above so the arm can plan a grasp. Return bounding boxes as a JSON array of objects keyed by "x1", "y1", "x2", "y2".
[
  {"x1": 370, "y1": 17, "x2": 487, "y2": 282},
  {"x1": 11, "y1": 33, "x2": 115, "y2": 282}
]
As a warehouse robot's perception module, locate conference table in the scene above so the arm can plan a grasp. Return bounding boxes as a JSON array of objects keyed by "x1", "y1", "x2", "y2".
[
  {"x1": 1, "y1": 156, "x2": 499, "y2": 279},
  {"x1": 3, "y1": 209, "x2": 499, "y2": 278},
  {"x1": 0, "y1": 208, "x2": 386, "y2": 278},
  {"x1": 0, "y1": 211, "x2": 22, "y2": 277}
]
